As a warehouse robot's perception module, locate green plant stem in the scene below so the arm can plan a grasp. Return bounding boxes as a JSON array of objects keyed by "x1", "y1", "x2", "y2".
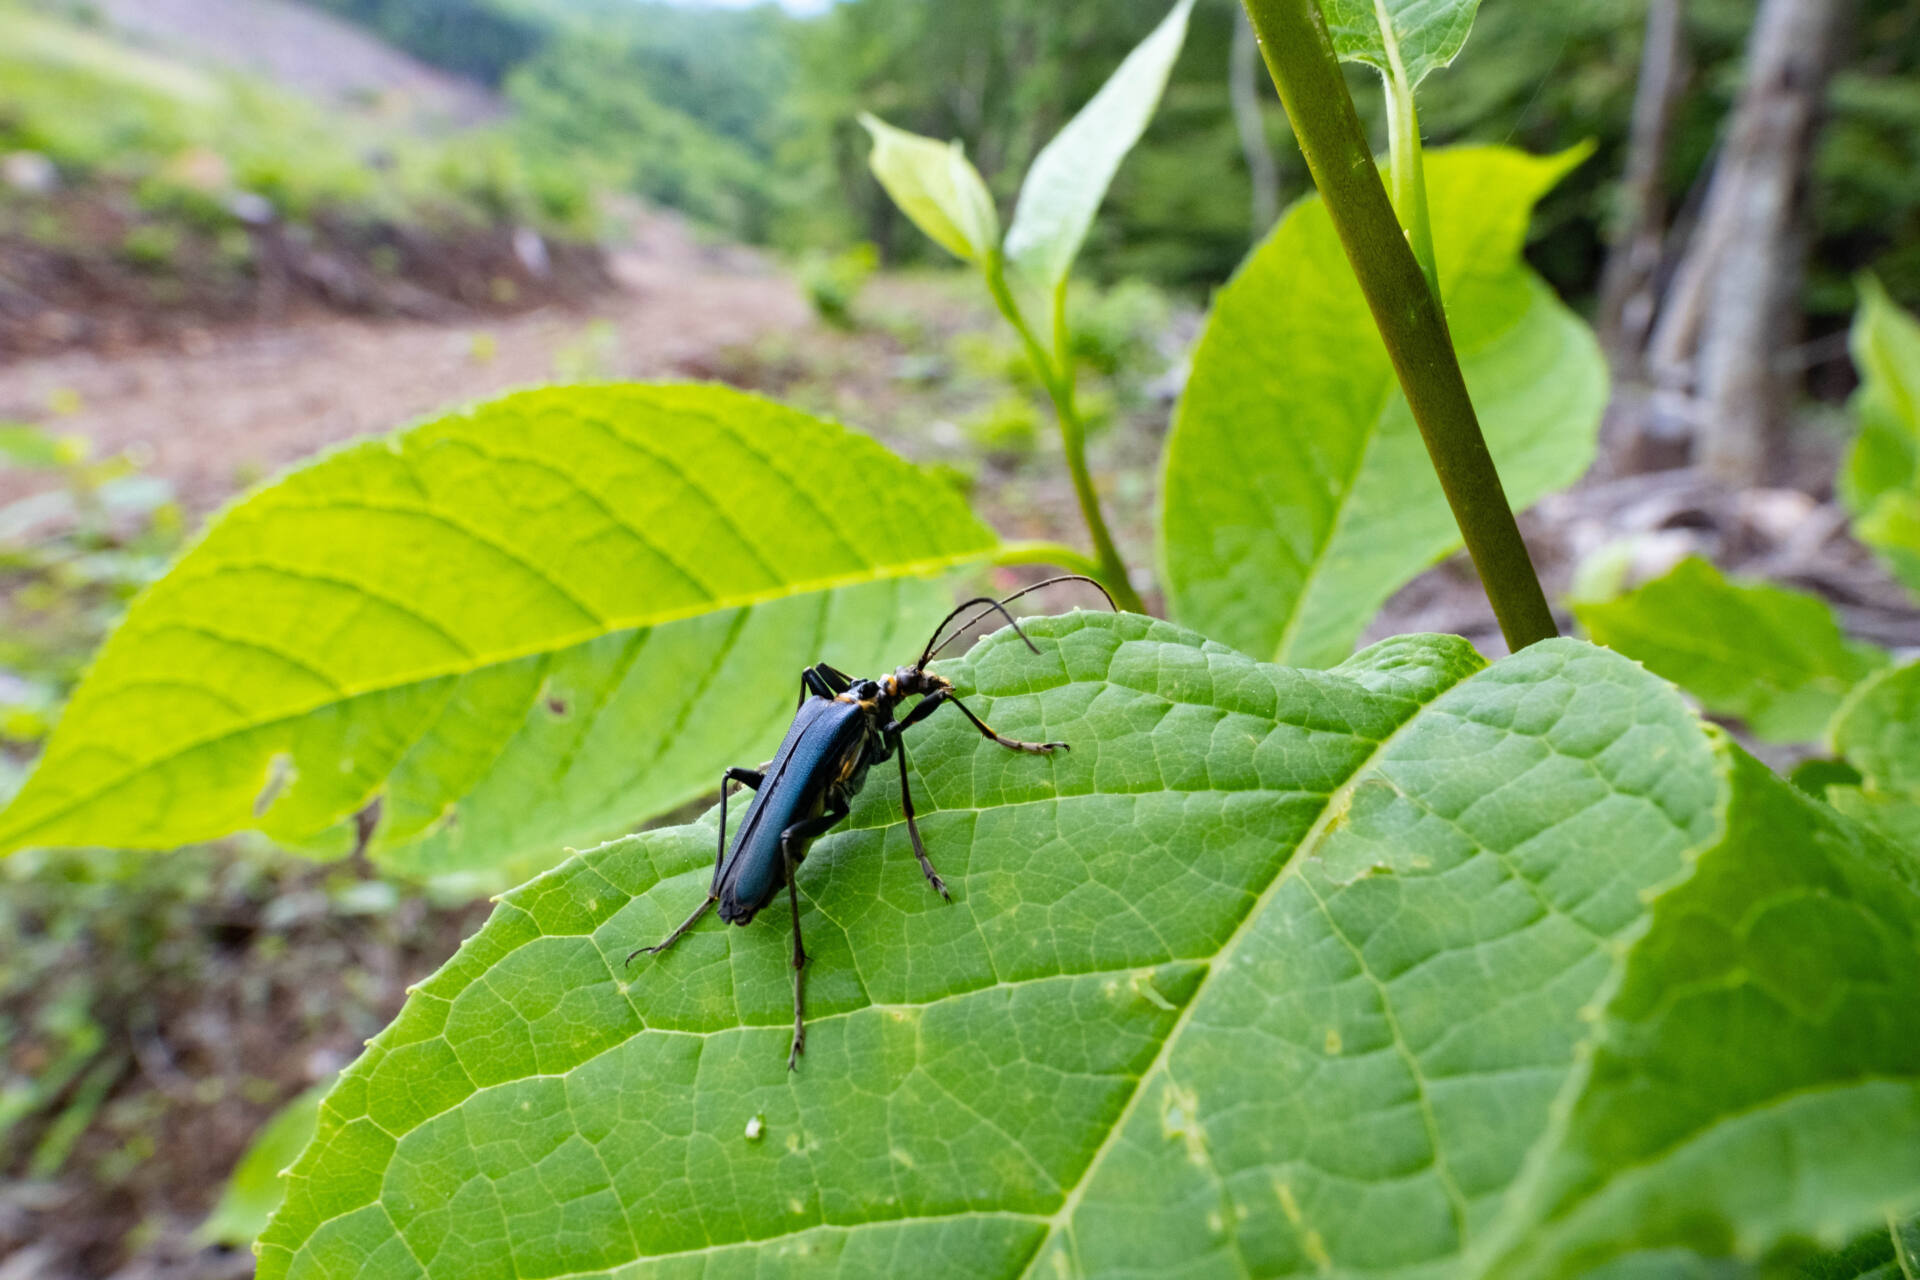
[
  {"x1": 1240, "y1": 0, "x2": 1558, "y2": 654},
  {"x1": 984, "y1": 257, "x2": 1147, "y2": 613},
  {"x1": 996, "y1": 540, "x2": 1108, "y2": 581},
  {"x1": 1382, "y1": 72, "x2": 1438, "y2": 297},
  {"x1": 1372, "y1": 0, "x2": 1438, "y2": 297}
]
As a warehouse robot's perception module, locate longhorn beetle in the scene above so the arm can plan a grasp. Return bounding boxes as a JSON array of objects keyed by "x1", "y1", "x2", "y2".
[{"x1": 629, "y1": 575, "x2": 1115, "y2": 1069}]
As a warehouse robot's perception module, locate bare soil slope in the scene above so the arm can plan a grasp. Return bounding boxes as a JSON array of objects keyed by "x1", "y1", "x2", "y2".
[
  {"x1": 0, "y1": 219, "x2": 810, "y2": 514},
  {"x1": 88, "y1": 0, "x2": 501, "y2": 124}
]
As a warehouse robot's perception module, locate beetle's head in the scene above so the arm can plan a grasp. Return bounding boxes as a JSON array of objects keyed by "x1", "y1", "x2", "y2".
[{"x1": 893, "y1": 665, "x2": 946, "y2": 698}]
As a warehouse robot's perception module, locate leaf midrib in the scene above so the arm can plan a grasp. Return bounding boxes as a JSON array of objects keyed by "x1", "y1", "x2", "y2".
[{"x1": 1019, "y1": 654, "x2": 1478, "y2": 1277}]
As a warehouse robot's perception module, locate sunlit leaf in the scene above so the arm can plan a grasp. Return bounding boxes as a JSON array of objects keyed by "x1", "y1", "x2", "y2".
[
  {"x1": 1161, "y1": 145, "x2": 1604, "y2": 668},
  {"x1": 1003, "y1": 0, "x2": 1195, "y2": 293},
  {"x1": 258, "y1": 614, "x2": 1920, "y2": 1279},
  {"x1": 0, "y1": 385, "x2": 997, "y2": 876},
  {"x1": 858, "y1": 113, "x2": 999, "y2": 264},
  {"x1": 1575, "y1": 556, "x2": 1887, "y2": 744}
]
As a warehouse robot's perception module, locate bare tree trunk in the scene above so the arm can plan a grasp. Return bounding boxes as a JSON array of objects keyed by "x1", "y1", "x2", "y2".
[
  {"x1": 1230, "y1": 9, "x2": 1281, "y2": 238},
  {"x1": 1648, "y1": 0, "x2": 1847, "y2": 485},
  {"x1": 1597, "y1": 0, "x2": 1688, "y2": 374}
]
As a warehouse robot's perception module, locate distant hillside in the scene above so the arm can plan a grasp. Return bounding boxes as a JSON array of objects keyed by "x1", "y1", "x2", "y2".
[
  {"x1": 292, "y1": 0, "x2": 545, "y2": 89},
  {"x1": 89, "y1": 0, "x2": 502, "y2": 127},
  {"x1": 0, "y1": 2, "x2": 605, "y2": 356},
  {"x1": 275, "y1": 0, "x2": 801, "y2": 243}
]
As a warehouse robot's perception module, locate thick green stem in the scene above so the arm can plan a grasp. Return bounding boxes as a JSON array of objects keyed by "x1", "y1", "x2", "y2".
[
  {"x1": 1240, "y1": 0, "x2": 1558, "y2": 653},
  {"x1": 984, "y1": 257, "x2": 1147, "y2": 613}
]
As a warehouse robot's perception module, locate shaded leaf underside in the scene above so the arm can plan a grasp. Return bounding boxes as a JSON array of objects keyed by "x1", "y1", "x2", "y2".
[
  {"x1": 261, "y1": 614, "x2": 1920, "y2": 1279},
  {"x1": 1320, "y1": 0, "x2": 1484, "y2": 85},
  {"x1": 1160, "y1": 146, "x2": 1605, "y2": 670}
]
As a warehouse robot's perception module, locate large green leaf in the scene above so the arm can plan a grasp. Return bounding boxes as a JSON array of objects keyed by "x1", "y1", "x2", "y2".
[
  {"x1": 0, "y1": 385, "x2": 997, "y2": 875},
  {"x1": 1160, "y1": 145, "x2": 1605, "y2": 668},
  {"x1": 1003, "y1": 0, "x2": 1195, "y2": 294},
  {"x1": 1321, "y1": 0, "x2": 1483, "y2": 86},
  {"x1": 257, "y1": 613, "x2": 1920, "y2": 1279},
  {"x1": 1574, "y1": 557, "x2": 1888, "y2": 744},
  {"x1": 1842, "y1": 278, "x2": 1920, "y2": 594},
  {"x1": 1475, "y1": 744, "x2": 1920, "y2": 1279}
]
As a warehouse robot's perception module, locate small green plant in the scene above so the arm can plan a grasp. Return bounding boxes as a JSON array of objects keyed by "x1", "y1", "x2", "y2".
[
  {"x1": 117, "y1": 221, "x2": 180, "y2": 270},
  {"x1": 961, "y1": 393, "x2": 1043, "y2": 461},
  {"x1": 856, "y1": 0, "x2": 1197, "y2": 613},
  {"x1": 799, "y1": 241, "x2": 879, "y2": 329},
  {"x1": 0, "y1": 3, "x2": 1915, "y2": 1277}
]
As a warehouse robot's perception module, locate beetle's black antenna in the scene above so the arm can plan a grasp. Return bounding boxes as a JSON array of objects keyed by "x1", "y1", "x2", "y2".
[
  {"x1": 917, "y1": 596, "x2": 1034, "y2": 669},
  {"x1": 920, "y1": 575, "x2": 1119, "y2": 665}
]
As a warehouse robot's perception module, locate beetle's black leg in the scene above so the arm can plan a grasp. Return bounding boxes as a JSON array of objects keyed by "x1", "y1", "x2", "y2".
[
  {"x1": 893, "y1": 737, "x2": 950, "y2": 901},
  {"x1": 893, "y1": 688, "x2": 1067, "y2": 754},
  {"x1": 784, "y1": 838, "x2": 806, "y2": 1070},
  {"x1": 800, "y1": 664, "x2": 853, "y2": 706},
  {"x1": 773, "y1": 795, "x2": 850, "y2": 1070},
  {"x1": 628, "y1": 764, "x2": 763, "y2": 964},
  {"x1": 709, "y1": 766, "x2": 763, "y2": 892},
  {"x1": 947, "y1": 693, "x2": 1067, "y2": 754},
  {"x1": 631, "y1": 897, "x2": 713, "y2": 964}
]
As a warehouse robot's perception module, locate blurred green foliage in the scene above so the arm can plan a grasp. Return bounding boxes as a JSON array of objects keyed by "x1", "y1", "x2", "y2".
[
  {"x1": 305, "y1": 0, "x2": 1920, "y2": 315},
  {"x1": 0, "y1": 425, "x2": 183, "y2": 753},
  {"x1": 12, "y1": 0, "x2": 1920, "y2": 315},
  {"x1": 800, "y1": 242, "x2": 880, "y2": 328}
]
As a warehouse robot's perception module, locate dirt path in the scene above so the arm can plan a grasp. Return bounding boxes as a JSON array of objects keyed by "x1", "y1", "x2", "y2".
[{"x1": 0, "y1": 217, "x2": 811, "y2": 514}]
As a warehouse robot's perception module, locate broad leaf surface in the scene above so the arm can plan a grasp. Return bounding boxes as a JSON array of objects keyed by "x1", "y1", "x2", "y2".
[
  {"x1": 1003, "y1": 0, "x2": 1194, "y2": 293},
  {"x1": 1475, "y1": 745, "x2": 1920, "y2": 1279},
  {"x1": 0, "y1": 385, "x2": 995, "y2": 874},
  {"x1": 1842, "y1": 278, "x2": 1920, "y2": 594},
  {"x1": 1574, "y1": 557, "x2": 1887, "y2": 744},
  {"x1": 1826, "y1": 659, "x2": 1920, "y2": 852},
  {"x1": 858, "y1": 114, "x2": 999, "y2": 264},
  {"x1": 259, "y1": 614, "x2": 1920, "y2": 1279},
  {"x1": 1321, "y1": 0, "x2": 1483, "y2": 86},
  {"x1": 1160, "y1": 146, "x2": 1604, "y2": 668}
]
